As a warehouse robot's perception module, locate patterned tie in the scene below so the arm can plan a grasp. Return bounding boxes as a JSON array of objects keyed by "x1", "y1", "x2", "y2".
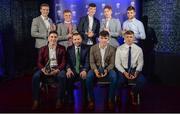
[
  {"x1": 75, "y1": 47, "x2": 80, "y2": 73},
  {"x1": 128, "y1": 46, "x2": 131, "y2": 70}
]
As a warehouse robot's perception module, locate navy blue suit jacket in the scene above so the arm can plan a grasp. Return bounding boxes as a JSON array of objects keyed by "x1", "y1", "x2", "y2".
[
  {"x1": 77, "y1": 15, "x2": 100, "y2": 45},
  {"x1": 66, "y1": 44, "x2": 90, "y2": 73}
]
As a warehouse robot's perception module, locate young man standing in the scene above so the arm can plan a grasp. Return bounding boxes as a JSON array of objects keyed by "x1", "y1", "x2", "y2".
[{"x1": 78, "y1": 3, "x2": 100, "y2": 46}]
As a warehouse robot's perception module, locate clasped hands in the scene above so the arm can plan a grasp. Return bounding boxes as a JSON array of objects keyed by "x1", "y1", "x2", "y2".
[
  {"x1": 123, "y1": 71, "x2": 139, "y2": 80},
  {"x1": 42, "y1": 67, "x2": 60, "y2": 76},
  {"x1": 94, "y1": 69, "x2": 108, "y2": 78}
]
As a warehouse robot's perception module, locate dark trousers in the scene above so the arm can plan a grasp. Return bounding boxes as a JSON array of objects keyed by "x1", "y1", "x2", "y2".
[
  {"x1": 32, "y1": 70, "x2": 66, "y2": 101},
  {"x1": 86, "y1": 69, "x2": 117, "y2": 102},
  {"x1": 117, "y1": 71, "x2": 146, "y2": 95},
  {"x1": 66, "y1": 72, "x2": 87, "y2": 103}
]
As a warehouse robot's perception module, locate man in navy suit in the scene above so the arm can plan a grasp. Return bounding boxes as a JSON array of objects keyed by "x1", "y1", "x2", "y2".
[
  {"x1": 66, "y1": 32, "x2": 90, "y2": 105},
  {"x1": 77, "y1": 3, "x2": 100, "y2": 46}
]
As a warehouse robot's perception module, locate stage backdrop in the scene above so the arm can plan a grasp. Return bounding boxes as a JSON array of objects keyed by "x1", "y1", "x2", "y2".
[{"x1": 54, "y1": 0, "x2": 141, "y2": 24}]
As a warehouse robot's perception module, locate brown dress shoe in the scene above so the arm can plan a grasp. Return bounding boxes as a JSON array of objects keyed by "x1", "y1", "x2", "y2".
[
  {"x1": 88, "y1": 100, "x2": 95, "y2": 110},
  {"x1": 130, "y1": 91, "x2": 137, "y2": 105},
  {"x1": 108, "y1": 100, "x2": 114, "y2": 110},
  {"x1": 32, "y1": 100, "x2": 39, "y2": 110},
  {"x1": 56, "y1": 99, "x2": 63, "y2": 109}
]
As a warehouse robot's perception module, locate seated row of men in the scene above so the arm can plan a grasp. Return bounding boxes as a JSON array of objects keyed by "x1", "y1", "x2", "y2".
[{"x1": 32, "y1": 30, "x2": 146, "y2": 110}]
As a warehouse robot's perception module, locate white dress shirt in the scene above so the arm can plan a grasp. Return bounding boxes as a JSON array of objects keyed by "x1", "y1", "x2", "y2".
[
  {"x1": 115, "y1": 43, "x2": 144, "y2": 73},
  {"x1": 88, "y1": 15, "x2": 94, "y2": 32},
  {"x1": 41, "y1": 15, "x2": 50, "y2": 30},
  {"x1": 48, "y1": 47, "x2": 57, "y2": 68},
  {"x1": 123, "y1": 18, "x2": 146, "y2": 42},
  {"x1": 99, "y1": 45, "x2": 107, "y2": 67}
]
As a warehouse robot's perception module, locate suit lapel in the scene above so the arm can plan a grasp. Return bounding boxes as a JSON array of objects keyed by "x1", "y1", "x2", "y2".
[
  {"x1": 71, "y1": 46, "x2": 76, "y2": 65},
  {"x1": 85, "y1": 16, "x2": 89, "y2": 32},
  {"x1": 104, "y1": 45, "x2": 110, "y2": 61},
  {"x1": 92, "y1": 17, "x2": 96, "y2": 32}
]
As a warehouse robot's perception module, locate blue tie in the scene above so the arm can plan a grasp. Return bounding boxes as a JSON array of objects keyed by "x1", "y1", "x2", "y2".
[{"x1": 128, "y1": 46, "x2": 131, "y2": 70}]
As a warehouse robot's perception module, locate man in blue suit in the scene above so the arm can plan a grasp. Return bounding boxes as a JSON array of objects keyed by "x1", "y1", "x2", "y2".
[
  {"x1": 66, "y1": 32, "x2": 90, "y2": 105},
  {"x1": 77, "y1": 3, "x2": 100, "y2": 46}
]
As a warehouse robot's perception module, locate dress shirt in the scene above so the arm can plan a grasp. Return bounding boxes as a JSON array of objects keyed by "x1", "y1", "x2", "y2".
[
  {"x1": 123, "y1": 18, "x2": 146, "y2": 42},
  {"x1": 75, "y1": 46, "x2": 81, "y2": 55},
  {"x1": 88, "y1": 15, "x2": 94, "y2": 32},
  {"x1": 115, "y1": 43, "x2": 144, "y2": 73},
  {"x1": 41, "y1": 15, "x2": 50, "y2": 30},
  {"x1": 99, "y1": 44, "x2": 107, "y2": 68},
  {"x1": 48, "y1": 46, "x2": 57, "y2": 68}
]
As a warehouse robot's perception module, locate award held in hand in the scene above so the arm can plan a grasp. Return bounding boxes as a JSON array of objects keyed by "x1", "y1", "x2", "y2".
[{"x1": 45, "y1": 59, "x2": 51, "y2": 73}]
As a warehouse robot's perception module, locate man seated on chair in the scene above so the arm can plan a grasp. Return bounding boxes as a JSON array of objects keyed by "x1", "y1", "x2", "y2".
[
  {"x1": 86, "y1": 30, "x2": 117, "y2": 110},
  {"x1": 66, "y1": 32, "x2": 90, "y2": 106},
  {"x1": 115, "y1": 30, "x2": 146, "y2": 105},
  {"x1": 32, "y1": 31, "x2": 66, "y2": 110}
]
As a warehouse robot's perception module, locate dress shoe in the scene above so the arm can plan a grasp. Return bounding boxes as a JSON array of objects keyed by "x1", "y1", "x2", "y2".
[
  {"x1": 56, "y1": 99, "x2": 63, "y2": 109},
  {"x1": 108, "y1": 100, "x2": 114, "y2": 110},
  {"x1": 115, "y1": 95, "x2": 121, "y2": 105},
  {"x1": 88, "y1": 100, "x2": 95, "y2": 110},
  {"x1": 130, "y1": 91, "x2": 137, "y2": 105},
  {"x1": 32, "y1": 100, "x2": 39, "y2": 110}
]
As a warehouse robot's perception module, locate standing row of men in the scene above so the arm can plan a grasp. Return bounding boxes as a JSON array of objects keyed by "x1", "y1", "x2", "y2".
[
  {"x1": 31, "y1": 3, "x2": 146, "y2": 110},
  {"x1": 31, "y1": 3, "x2": 146, "y2": 50}
]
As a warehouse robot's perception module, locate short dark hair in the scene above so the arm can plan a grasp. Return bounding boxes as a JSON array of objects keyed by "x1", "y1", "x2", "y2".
[
  {"x1": 127, "y1": 6, "x2": 135, "y2": 11},
  {"x1": 104, "y1": 5, "x2": 112, "y2": 10},
  {"x1": 72, "y1": 32, "x2": 81, "y2": 37},
  {"x1": 88, "y1": 3, "x2": 96, "y2": 8},
  {"x1": 40, "y1": 3, "x2": 49, "y2": 9},
  {"x1": 63, "y1": 9, "x2": 72, "y2": 14},
  {"x1": 99, "y1": 30, "x2": 109, "y2": 37},
  {"x1": 124, "y1": 30, "x2": 134, "y2": 35},
  {"x1": 49, "y1": 31, "x2": 58, "y2": 36}
]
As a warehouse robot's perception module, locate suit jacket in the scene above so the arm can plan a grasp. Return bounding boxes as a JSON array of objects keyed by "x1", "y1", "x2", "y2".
[
  {"x1": 100, "y1": 18, "x2": 121, "y2": 38},
  {"x1": 57, "y1": 22, "x2": 77, "y2": 48},
  {"x1": 37, "y1": 44, "x2": 66, "y2": 71},
  {"x1": 77, "y1": 15, "x2": 100, "y2": 45},
  {"x1": 57, "y1": 22, "x2": 77, "y2": 41},
  {"x1": 100, "y1": 18, "x2": 121, "y2": 47},
  {"x1": 66, "y1": 44, "x2": 90, "y2": 72},
  {"x1": 31, "y1": 16, "x2": 54, "y2": 48},
  {"x1": 90, "y1": 44, "x2": 116, "y2": 72}
]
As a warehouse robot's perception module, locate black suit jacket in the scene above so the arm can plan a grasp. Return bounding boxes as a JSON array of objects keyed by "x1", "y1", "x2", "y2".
[
  {"x1": 77, "y1": 15, "x2": 100, "y2": 45},
  {"x1": 66, "y1": 44, "x2": 90, "y2": 73}
]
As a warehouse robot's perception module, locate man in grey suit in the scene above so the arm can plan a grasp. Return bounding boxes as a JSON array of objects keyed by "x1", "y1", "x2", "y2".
[
  {"x1": 86, "y1": 30, "x2": 117, "y2": 110},
  {"x1": 57, "y1": 9, "x2": 77, "y2": 49},
  {"x1": 100, "y1": 5, "x2": 122, "y2": 48},
  {"x1": 31, "y1": 3, "x2": 56, "y2": 49}
]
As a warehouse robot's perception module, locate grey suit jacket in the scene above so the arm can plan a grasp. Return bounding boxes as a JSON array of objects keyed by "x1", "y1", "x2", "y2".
[
  {"x1": 57, "y1": 22, "x2": 77, "y2": 48},
  {"x1": 100, "y1": 18, "x2": 121, "y2": 47},
  {"x1": 31, "y1": 16, "x2": 53, "y2": 48},
  {"x1": 89, "y1": 44, "x2": 116, "y2": 72}
]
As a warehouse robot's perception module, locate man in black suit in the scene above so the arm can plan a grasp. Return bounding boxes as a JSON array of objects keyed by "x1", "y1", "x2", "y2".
[
  {"x1": 77, "y1": 3, "x2": 100, "y2": 46},
  {"x1": 66, "y1": 32, "x2": 90, "y2": 105}
]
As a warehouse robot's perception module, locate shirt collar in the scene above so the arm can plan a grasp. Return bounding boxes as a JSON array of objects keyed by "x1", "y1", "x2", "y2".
[
  {"x1": 41, "y1": 15, "x2": 49, "y2": 21},
  {"x1": 128, "y1": 18, "x2": 136, "y2": 22},
  {"x1": 99, "y1": 44, "x2": 108, "y2": 49},
  {"x1": 64, "y1": 21, "x2": 72, "y2": 24}
]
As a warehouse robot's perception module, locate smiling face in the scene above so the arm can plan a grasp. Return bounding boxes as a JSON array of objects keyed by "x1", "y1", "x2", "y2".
[
  {"x1": 64, "y1": 12, "x2": 72, "y2": 22},
  {"x1": 72, "y1": 34, "x2": 82, "y2": 47},
  {"x1": 104, "y1": 8, "x2": 112, "y2": 19},
  {"x1": 98, "y1": 35, "x2": 109, "y2": 47},
  {"x1": 124, "y1": 33, "x2": 134, "y2": 45},
  {"x1": 48, "y1": 33, "x2": 58, "y2": 46},
  {"x1": 88, "y1": 6, "x2": 96, "y2": 17},
  {"x1": 40, "y1": 6, "x2": 49, "y2": 18},
  {"x1": 127, "y1": 9, "x2": 136, "y2": 20}
]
